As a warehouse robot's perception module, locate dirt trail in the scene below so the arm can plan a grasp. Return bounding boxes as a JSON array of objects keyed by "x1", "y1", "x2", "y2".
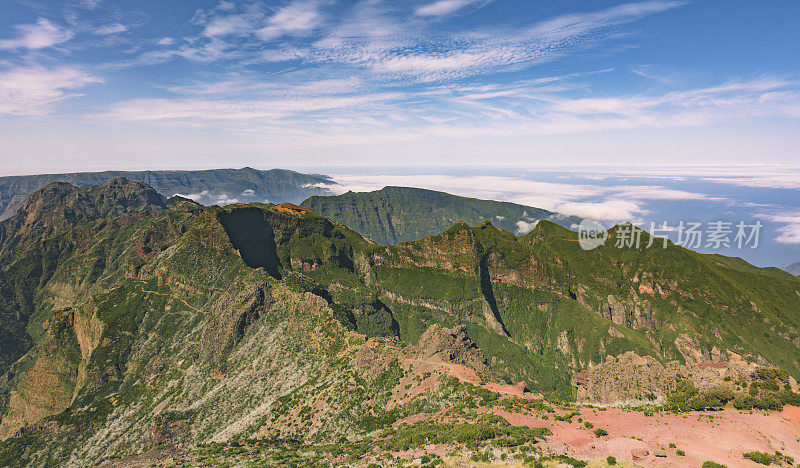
[{"x1": 133, "y1": 280, "x2": 205, "y2": 313}]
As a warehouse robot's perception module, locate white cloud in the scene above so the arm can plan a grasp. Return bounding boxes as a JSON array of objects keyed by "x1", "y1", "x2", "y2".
[
  {"x1": 415, "y1": 0, "x2": 488, "y2": 17},
  {"x1": 757, "y1": 212, "x2": 800, "y2": 245},
  {"x1": 555, "y1": 200, "x2": 645, "y2": 220},
  {"x1": 95, "y1": 23, "x2": 128, "y2": 35},
  {"x1": 174, "y1": 190, "x2": 209, "y2": 201},
  {"x1": 256, "y1": 0, "x2": 325, "y2": 40},
  {"x1": 76, "y1": 0, "x2": 103, "y2": 9},
  {"x1": 776, "y1": 224, "x2": 800, "y2": 244},
  {"x1": 167, "y1": 1, "x2": 682, "y2": 83},
  {"x1": 611, "y1": 185, "x2": 722, "y2": 201},
  {"x1": 191, "y1": 0, "x2": 324, "y2": 40},
  {"x1": 0, "y1": 67, "x2": 101, "y2": 116},
  {"x1": 102, "y1": 91, "x2": 402, "y2": 123},
  {"x1": 0, "y1": 18, "x2": 74, "y2": 50},
  {"x1": 703, "y1": 173, "x2": 800, "y2": 190},
  {"x1": 515, "y1": 219, "x2": 538, "y2": 234},
  {"x1": 527, "y1": 1, "x2": 683, "y2": 39}
]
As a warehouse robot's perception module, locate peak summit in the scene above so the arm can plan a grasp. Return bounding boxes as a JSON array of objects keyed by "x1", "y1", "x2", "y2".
[{"x1": 0, "y1": 179, "x2": 168, "y2": 254}]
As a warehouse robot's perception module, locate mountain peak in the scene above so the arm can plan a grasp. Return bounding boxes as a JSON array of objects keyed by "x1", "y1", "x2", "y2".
[{"x1": 1, "y1": 179, "x2": 168, "y2": 252}]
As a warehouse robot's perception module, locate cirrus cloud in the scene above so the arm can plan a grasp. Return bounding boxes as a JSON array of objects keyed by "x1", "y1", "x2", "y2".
[
  {"x1": 0, "y1": 18, "x2": 74, "y2": 50},
  {"x1": 0, "y1": 66, "x2": 101, "y2": 116}
]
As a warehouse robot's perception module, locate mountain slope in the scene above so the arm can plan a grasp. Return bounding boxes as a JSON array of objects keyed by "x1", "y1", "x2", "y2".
[
  {"x1": 0, "y1": 182, "x2": 799, "y2": 465},
  {"x1": 301, "y1": 186, "x2": 580, "y2": 244},
  {"x1": 0, "y1": 167, "x2": 333, "y2": 220}
]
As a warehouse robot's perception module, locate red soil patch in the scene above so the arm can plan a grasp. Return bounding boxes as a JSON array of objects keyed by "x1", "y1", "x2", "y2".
[
  {"x1": 491, "y1": 406, "x2": 800, "y2": 467},
  {"x1": 782, "y1": 405, "x2": 800, "y2": 425}
]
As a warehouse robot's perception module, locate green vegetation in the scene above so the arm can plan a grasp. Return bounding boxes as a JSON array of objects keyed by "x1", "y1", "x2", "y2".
[
  {"x1": 743, "y1": 451, "x2": 775, "y2": 465},
  {"x1": 666, "y1": 380, "x2": 735, "y2": 411},
  {"x1": 302, "y1": 185, "x2": 578, "y2": 244},
  {"x1": 742, "y1": 450, "x2": 794, "y2": 466},
  {"x1": 702, "y1": 462, "x2": 727, "y2": 468},
  {"x1": 606, "y1": 455, "x2": 617, "y2": 465},
  {"x1": 378, "y1": 420, "x2": 550, "y2": 451}
]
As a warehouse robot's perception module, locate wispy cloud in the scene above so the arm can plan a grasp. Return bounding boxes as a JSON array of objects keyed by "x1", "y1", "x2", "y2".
[
  {"x1": 415, "y1": 0, "x2": 491, "y2": 17},
  {"x1": 101, "y1": 90, "x2": 403, "y2": 124},
  {"x1": 0, "y1": 18, "x2": 74, "y2": 50},
  {"x1": 0, "y1": 66, "x2": 101, "y2": 116},
  {"x1": 102, "y1": 73, "x2": 800, "y2": 148},
  {"x1": 307, "y1": 1, "x2": 683, "y2": 82},
  {"x1": 139, "y1": 1, "x2": 681, "y2": 83},
  {"x1": 526, "y1": 1, "x2": 683, "y2": 39},
  {"x1": 256, "y1": 0, "x2": 326, "y2": 40},
  {"x1": 94, "y1": 23, "x2": 128, "y2": 35},
  {"x1": 190, "y1": 0, "x2": 325, "y2": 40},
  {"x1": 757, "y1": 212, "x2": 800, "y2": 244}
]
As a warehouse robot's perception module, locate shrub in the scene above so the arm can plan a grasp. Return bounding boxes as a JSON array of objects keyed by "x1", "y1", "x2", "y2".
[
  {"x1": 676, "y1": 449, "x2": 686, "y2": 456},
  {"x1": 702, "y1": 461, "x2": 727, "y2": 468},
  {"x1": 733, "y1": 395, "x2": 757, "y2": 410},
  {"x1": 743, "y1": 451, "x2": 775, "y2": 465},
  {"x1": 593, "y1": 428, "x2": 608, "y2": 438},
  {"x1": 606, "y1": 455, "x2": 617, "y2": 465}
]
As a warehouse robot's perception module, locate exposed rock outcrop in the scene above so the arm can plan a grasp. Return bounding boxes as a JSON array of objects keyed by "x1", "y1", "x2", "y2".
[{"x1": 415, "y1": 324, "x2": 497, "y2": 380}]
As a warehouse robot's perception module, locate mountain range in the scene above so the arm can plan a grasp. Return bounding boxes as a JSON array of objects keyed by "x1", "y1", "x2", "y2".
[
  {"x1": 0, "y1": 167, "x2": 333, "y2": 221},
  {"x1": 0, "y1": 178, "x2": 799, "y2": 465},
  {"x1": 302, "y1": 186, "x2": 581, "y2": 245}
]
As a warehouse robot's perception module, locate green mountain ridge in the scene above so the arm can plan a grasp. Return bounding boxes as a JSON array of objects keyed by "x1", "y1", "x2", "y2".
[
  {"x1": 0, "y1": 167, "x2": 333, "y2": 221},
  {"x1": 301, "y1": 186, "x2": 582, "y2": 245},
  {"x1": 0, "y1": 179, "x2": 798, "y2": 465}
]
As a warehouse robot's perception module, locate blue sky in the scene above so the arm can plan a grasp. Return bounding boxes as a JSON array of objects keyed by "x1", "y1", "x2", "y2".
[{"x1": 0, "y1": 0, "x2": 799, "y2": 171}]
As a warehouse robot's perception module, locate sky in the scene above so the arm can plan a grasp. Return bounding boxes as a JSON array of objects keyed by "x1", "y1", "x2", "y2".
[{"x1": 0, "y1": 0, "x2": 799, "y2": 171}]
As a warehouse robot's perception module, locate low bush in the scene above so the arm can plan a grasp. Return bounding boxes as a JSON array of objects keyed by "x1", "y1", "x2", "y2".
[
  {"x1": 743, "y1": 451, "x2": 774, "y2": 465},
  {"x1": 701, "y1": 461, "x2": 727, "y2": 468}
]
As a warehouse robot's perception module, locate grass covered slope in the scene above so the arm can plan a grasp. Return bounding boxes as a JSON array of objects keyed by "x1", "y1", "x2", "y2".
[
  {"x1": 302, "y1": 186, "x2": 580, "y2": 244},
  {"x1": 0, "y1": 167, "x2": 333, "y2": 220}
]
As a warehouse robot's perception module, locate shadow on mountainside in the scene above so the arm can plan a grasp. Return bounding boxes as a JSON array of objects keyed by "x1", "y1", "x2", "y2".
[{"x1": 218, "y1": 208, "x2": 282, "y2": 279}]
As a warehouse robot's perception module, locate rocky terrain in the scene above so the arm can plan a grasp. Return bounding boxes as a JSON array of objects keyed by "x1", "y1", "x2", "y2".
[{"x1": 0, "y1": 179, "x2": 799, "y2": 467}]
